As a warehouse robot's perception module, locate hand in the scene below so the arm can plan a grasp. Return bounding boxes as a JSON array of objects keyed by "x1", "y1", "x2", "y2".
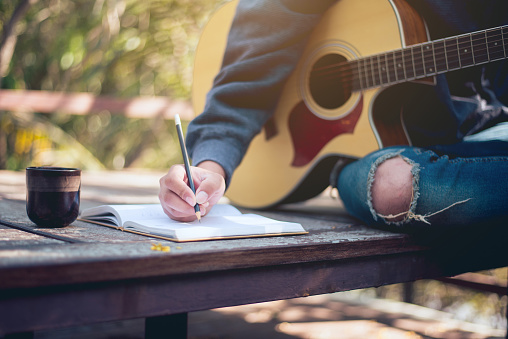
[{"x1": 159, "y1": 161, "x2": 226, "y2": 221}]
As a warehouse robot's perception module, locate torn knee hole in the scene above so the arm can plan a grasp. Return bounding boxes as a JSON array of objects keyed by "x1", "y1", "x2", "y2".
[
  {"x1": 370, "y1": 156, "x2": 414, "y2": 222},
  {"x1": 368, "y1": 154, "x2": 471, "y2": 225}
]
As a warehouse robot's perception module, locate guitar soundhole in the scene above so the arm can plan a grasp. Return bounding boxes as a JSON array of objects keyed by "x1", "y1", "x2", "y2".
[{"x1": 309, "y1": 53, "x2": 351, "y2": 110}]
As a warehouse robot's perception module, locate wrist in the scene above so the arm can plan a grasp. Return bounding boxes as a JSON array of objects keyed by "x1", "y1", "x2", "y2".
[{"x1": 197, "y1": 161, "x2": 226, "y2": 180}]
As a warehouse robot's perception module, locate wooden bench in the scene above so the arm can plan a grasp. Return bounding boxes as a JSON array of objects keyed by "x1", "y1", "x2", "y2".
[
  {"x1": 0, "y1": 89, "x2": 193, "y2": 120},
  {"x1": 0, "y1": 170, "x2": 506, "y2": 338}
]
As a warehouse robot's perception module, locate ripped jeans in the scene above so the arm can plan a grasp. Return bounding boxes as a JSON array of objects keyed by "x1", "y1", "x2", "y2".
[{"x1": 337, "y1": 140, "x2": 508, "y2": 231}]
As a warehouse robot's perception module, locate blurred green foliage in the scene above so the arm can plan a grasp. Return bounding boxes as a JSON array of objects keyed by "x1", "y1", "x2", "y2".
[{"x1": 0, "y1": 0, "x2": 225, "y2": 170}]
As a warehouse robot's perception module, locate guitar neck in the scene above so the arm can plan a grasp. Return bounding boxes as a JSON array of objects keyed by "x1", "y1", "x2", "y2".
[{"x1": 348, "y1": 25, "x2": 508, "y2": 91}]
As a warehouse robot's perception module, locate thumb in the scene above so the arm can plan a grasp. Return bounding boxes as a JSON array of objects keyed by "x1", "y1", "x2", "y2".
[{"x1": 194, "y1": 172, "x2": 226, "y2": 206}]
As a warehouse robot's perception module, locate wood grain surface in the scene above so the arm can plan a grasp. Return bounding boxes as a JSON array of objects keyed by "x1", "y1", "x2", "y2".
[{"x1": 0, "y1": 170, "x2": 505, "y2": 336}]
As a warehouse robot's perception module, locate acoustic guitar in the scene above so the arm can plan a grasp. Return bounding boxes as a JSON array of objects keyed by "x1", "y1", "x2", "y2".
[{"x1": 192, "y1": 0, "x2": 508, "y2": 208}]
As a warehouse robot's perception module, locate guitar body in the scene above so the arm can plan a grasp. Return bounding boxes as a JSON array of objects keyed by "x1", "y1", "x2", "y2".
[{"x1": 193, "y1": 0, "x2": 429, "y2": 208}]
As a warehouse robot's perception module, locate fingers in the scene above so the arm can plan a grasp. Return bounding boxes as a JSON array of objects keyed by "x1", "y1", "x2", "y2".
[
  {"x1": 195, "y1": 160, "x2": 227, "y2": 207},
  {"x1": 159, "y1": 164, "x2": 225, "y2": 221},
  {"x1": 159, "y1": 165, "x2": 200, "y2": 221},
  {"x1": 195, "y1": 171, "x2": 226, "y2": 207}
]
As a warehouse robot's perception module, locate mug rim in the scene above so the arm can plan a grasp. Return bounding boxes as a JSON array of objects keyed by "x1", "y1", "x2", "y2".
[{"x1": 26, "y1": 166, "x2": 81, "y2": 172}]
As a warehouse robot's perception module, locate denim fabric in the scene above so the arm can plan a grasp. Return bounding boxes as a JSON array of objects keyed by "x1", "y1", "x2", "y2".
[
  {"x1": 187, "y1": 0, "x2": 508, "y2": 188},
  {"x1": 337, "y1": 141, "x2": 508, "y2": 229}
]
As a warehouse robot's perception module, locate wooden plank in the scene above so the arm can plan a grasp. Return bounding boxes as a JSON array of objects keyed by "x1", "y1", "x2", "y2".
[
  {"x1": 0, "y1": 227, "x2": 424, "y2": 289},
  {"x1": 0, "y1": 228, "x2": 62, "y2": 247},
  {"x1": 436, "y1": 272, "x2": 508, "y2": 296},
  {"x1": 0, "y1": 198, "x2": 431, "y2": 290},
  {"x1": 2, "y1": 194, "x2": 507, "y2": 291},
  {"x1": 0, "y1": 249, "x2": 493, "y2": 335},
  {"x1": 0, "y1": 89, "x2": 194, "y2": 120}
]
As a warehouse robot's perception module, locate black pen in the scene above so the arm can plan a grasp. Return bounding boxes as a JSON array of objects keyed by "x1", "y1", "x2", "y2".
[{"x1": 175, "y1": 114, "x2": 201, "y2": 222}]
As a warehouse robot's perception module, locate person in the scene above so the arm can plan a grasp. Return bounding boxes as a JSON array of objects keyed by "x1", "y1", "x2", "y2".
[{"x1": 159, "y1": 0, "x2": 508, "y2": 236}]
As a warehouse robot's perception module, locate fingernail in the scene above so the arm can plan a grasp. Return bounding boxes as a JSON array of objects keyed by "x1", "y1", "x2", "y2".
[
  {"x1": 185, "y1": 196, "x2": 195, "y2": 206},
  {"x1": 196, "y1": 191, "x2": 208, "y2": 204}
]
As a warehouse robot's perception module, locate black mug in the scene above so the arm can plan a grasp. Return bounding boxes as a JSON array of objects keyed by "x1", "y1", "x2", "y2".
[{"x1": 26, "y1": 167, "x2": 81, "y2": 228}]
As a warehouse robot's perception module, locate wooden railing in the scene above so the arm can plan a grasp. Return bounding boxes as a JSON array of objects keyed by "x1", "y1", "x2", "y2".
[
  {"x1": 0, "y1": 89, "x2": 194, "y2": 120},
  {"x1": 437, "y1": 272, "x2": 508, "y2": 296}
]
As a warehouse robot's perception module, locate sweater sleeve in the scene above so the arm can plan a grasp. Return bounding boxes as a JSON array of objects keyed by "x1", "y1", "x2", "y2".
[{"x1": 186, "y1": 0, "x2": 335, "y2": 187}]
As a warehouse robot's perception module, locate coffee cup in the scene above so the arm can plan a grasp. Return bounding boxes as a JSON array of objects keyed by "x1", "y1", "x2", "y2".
[{"x1": 26, "y1": 167, "x2": 81, "y2": 228}]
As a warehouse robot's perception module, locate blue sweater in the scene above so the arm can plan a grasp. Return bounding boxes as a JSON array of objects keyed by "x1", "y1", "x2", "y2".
[{"x1": 187, "y1": 0, "x2": 508, "y2": 186}]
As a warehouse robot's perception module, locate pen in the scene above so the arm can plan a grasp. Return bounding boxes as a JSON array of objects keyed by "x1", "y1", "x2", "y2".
[{"x1": 174, "y1": 114, "x2": 201, "y2": 222}]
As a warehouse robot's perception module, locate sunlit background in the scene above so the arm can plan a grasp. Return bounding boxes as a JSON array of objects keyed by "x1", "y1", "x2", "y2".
[{"x1": 0, "y1": 0, "x2": 226, "y2": 170}]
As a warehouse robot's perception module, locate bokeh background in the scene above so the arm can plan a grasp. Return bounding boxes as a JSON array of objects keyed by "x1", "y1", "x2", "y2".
[{"x1": 0, "y1": 0, "x2": 225, "y2": 170}]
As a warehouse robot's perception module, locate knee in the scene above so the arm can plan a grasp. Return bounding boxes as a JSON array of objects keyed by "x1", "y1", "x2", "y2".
[{"x1": 371, "y1": 156, "x2": 413, "y2": 220}]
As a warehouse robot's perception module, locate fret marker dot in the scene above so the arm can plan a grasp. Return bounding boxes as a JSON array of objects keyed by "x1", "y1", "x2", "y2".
[{"x1": 464, "y1": 49, "x2": 468, "y2": 52}]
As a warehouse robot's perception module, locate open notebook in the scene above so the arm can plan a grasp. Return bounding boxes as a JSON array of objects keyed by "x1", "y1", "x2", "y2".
[{"x1": 79, "y1": 203, "x2": 307, "y2": 242}]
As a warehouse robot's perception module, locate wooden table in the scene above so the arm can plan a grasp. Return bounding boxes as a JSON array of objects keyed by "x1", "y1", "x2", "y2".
[{"x1": 0, "y1": 170, "x2": 506, "y2": 338}]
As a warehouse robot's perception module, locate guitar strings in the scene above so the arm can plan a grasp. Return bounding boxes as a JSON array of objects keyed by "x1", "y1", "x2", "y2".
[
  {"x1": 312, "y1": 31, "x2": 504, "y2": 78},
  {"x1": 309, "y1": 30, "x2": 506, "y2": 91},
  {"x1": 314, "y1": 34, "x2": 505, "y2": 89},
  {"x1": 314, "y1": 34, "x2": 505, "y2": 87}
]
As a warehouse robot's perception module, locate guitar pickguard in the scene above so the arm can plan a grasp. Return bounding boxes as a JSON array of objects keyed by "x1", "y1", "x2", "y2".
[{"x1": 289, "y1": 96, "x2": 363, "y2": 167}]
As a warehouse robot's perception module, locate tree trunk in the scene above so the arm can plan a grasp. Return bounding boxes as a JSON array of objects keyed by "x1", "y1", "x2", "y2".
[{"x1": 0, "y1": 0, "x2": 39, "y2": 78}]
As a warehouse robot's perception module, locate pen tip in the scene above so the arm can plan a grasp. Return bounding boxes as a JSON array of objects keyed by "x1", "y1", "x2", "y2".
[{"x1": 195, "y1": 211, "x2": 201, "y2": 223}]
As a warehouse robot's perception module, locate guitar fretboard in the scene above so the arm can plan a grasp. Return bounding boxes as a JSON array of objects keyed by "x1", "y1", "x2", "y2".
[{"x1": 344, "y1": 25, "x2": 508, "y2": 91}]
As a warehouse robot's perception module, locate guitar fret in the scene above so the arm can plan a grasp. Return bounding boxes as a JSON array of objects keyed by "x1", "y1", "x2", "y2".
[
  {"x1": 413, "y1": 45, "x2": 425, "y2": 78},
  {"x1": 456, "y1": 37, "x2": 461, "y2": 68},
  {"x1": 376, "y1": 55, "x2": 382, "y2": 85},
  {"x1": 365, "y1": 57, "x2": 371, "y2": 87},
  {"x1": 404, "y1": 48, "x2": 415, "y2": 80},
  {"x1": 386, "y1": 51, "x2": 397, "y2": 83},
  {"x1": 471, "y1": 31, "x2": 489, "y2": 64},
  {"x1": 384, "y1": 54, "x2": 391, "y2": 83},
  {"x1": 369, "y1": 57, "x2": 378, "y2": 87},
  {"x1": 433, "y1": 40, "x2": 447, "y2": 72},
  {"x1": 445, "y1": 37, "x2": 461, "y2": 70},
  {"x1": 432, "y1": 42, "x2": 438, "y2": 72},
  {"x1": 376, "y1": 55, "x2": 383, "y2": 85},
  {"x1": 369, "y1": 57, "x2": 376, "y2": 87},
  {"x1": 350, "y1": 60, "x2": 362, "y2": 91},
  {"x1": 484, "y1": 31, "x2": 491, "y2": 62},
  {"x1": 378, "y1": 54, "x2": 389, "y2": 84},
  {"x1": 486, "y1": 28, "x2": 504, "y2": 61},
  {"x1": 355, "y1": 60, "x2": 364, "y2": 90},
  {"x1": 422, "y1": 43, "x2": 436, "y2": 75},
  {"x1": 394, "y1": 50, "x2": 405, "y2": 81},
  {"x1": 371, "y1": 56, "x2": 379, "y2": 86},
  {"x1": 502, "y1": 27, "x2": 508, "y2": 58},
  {"x1": 457, "y1": 35, "x2": 474, "y2": 66},
  {"x1": 484, "y1": 31, "x2": 490, "y2": 62},
  {"x1": 363, "y1": 58, "x2": 370, "y2": 88}
]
